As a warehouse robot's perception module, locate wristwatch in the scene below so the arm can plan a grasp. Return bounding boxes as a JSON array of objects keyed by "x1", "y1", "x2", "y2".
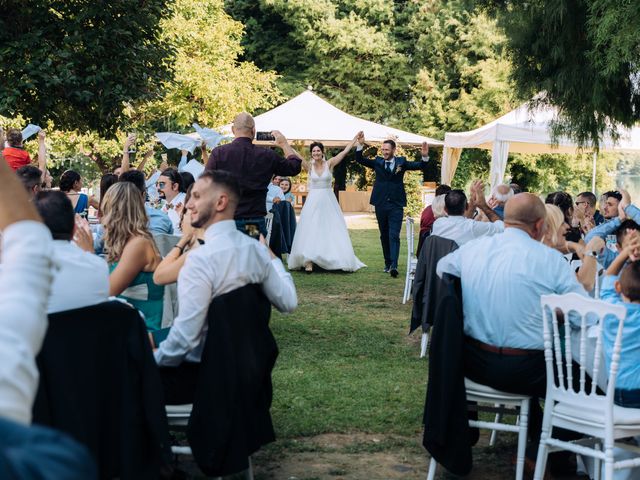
[{"x1": 584, "y1": 250, "x2": 598, "y2": 258}]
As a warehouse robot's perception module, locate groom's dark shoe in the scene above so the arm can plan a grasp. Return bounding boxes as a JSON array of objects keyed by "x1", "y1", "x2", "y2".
[
  {"x1": 383, "y1": 267, "x2": 390, "y2": 273},
  {"x1": 390, "y1": 268, "x2": 399, "y2": 278}
]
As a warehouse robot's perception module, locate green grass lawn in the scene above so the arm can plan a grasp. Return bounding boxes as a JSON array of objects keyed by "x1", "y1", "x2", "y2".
[{"x1": 270, "y1": 225, "x2": 427, "y2": 439}]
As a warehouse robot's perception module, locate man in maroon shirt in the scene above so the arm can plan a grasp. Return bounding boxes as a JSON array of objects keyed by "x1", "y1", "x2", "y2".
[
  {"x1": 417, "y1": 184, "x2": 451, "y2": 254},
  {"x1": 206, "y1": 113, "x2": 302, "y2": 236}
]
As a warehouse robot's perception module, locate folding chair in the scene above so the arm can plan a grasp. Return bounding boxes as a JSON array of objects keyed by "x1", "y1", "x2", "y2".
[{"x1": 403, "y1": 216, "x2": 418, "y2": 304}]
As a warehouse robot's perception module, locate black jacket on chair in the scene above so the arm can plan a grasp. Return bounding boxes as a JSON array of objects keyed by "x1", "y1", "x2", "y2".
[
  {"x1": 32, "y1": 301, "x2": 172, "y2": 480},
  {"x1": 422, "y1": 275, "x2": 477, "y2": 476},
  {"x1": 187, "y1": 284, "x2": 278, "y2": 477},
  {"x1": 410, "y1": 235, "x2": 458, "y2": 334}
]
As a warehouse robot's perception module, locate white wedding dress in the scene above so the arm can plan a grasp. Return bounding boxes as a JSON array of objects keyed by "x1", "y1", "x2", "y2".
[{"x1": 288, "y1": 161, "x2": 366, "y2": 272}]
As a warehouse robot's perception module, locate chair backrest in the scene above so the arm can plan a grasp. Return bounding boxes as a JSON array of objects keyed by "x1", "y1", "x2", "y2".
[
  {"x1": 153, "y1": 234, "x2": 181, "y2": 257},
  {"x1": 540, "y1": 293, "x2": 626, "y2": 411},
  {"x1": 34, "y1": 300, "x2": 171, "y2": 478},
  {"x1": 265, "y1": 212, "x2": 274, "y2": 244},
  {"x1": 406, "y1": 216, "x2": 415, "y2": 255}
]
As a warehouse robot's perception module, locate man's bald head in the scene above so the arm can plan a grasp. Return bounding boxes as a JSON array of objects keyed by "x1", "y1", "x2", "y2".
[
  {"x1": 232, "y1": 112, "x2": 255, "y2": 138},
  {"x1": 504, "y1": 193, "x2": 547, "y2": 240}
]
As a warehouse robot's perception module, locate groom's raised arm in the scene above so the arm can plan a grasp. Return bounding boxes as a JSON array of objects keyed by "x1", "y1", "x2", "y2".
[
  {"x1": 403, "y1": 141, "x2": 430, "y2": 170},
  {"x1": 354, "y1": 147, "x2": 376, "y2": 169},
  {"x1": 354, "y1": 130, "x2": 378, "y2": 170}
]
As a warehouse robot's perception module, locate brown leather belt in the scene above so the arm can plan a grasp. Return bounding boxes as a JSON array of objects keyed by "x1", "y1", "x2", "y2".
[{"x1": 466, "y1": 337, "x2": 541, "y2": 356}]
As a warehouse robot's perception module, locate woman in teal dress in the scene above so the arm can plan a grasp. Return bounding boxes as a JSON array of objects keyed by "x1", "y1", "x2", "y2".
[{"x1": 101, "y1": 182, "x2": 164, "y2": 331}]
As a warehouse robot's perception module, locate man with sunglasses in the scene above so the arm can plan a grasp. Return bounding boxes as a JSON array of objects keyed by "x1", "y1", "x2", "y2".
[{"x1": 157, "y1": 168, "x2": 186, "y2": 235}]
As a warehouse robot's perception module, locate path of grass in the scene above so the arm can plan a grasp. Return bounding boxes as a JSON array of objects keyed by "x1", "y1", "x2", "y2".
[{"x1": 270, "y1": 221, "x2": 426, "y2": 438}]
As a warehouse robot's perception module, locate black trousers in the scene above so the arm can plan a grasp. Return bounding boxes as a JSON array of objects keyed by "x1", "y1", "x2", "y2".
[
  {"x1": 464, "y1": 339, "x2": 586, "y2": 473},
  {"x1": 158, "y1": 361, "x2": 201, "y2": 405},
  {"x1": 463, "y1": 340, "x2": 546, "y2": 443}
]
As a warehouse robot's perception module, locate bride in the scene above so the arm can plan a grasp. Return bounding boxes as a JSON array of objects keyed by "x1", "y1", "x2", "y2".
[{"x1": 288, "y1": 132, "x2": 366, "y2": 273}]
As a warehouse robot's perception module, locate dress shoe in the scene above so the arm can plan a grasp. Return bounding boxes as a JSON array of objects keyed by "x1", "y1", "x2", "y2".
[
  {"x1": 383, "y1": 267, "x2": 390, "y2": 273},
  {"x1": 390, "y1": 268, "x2": 399, "y2": 278}
]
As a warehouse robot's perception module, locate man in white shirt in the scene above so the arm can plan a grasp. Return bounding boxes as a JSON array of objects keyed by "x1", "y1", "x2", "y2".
[
  {"x1": 34, "y1": 191, "x2": 110, "y2": 314},
  {"x1": 157, "y1": 167, "x2": 186, "y2": 235},
  {"x1": 154, "y1": 170, "x2": 297, "y2": 404},
  {"x1": 431, "y1": 181, "x2": 504, "y2": 245},
  {"x1": 0, "y1": 136, "x2": 54, "y2": 425}
]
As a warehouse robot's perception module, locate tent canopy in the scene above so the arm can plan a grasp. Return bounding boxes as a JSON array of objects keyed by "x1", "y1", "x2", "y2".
[
  {"x1": 442, "y1": 101, "x2": 640, "y2": 189},
  {"x1": 220, "y1": 90, "x2": 443, "y2": 148}
]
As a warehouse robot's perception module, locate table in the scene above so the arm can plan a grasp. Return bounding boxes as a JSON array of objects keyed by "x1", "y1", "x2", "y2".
[{"x1": 338, "y1": 191, "x2": 372, "y2": 212}]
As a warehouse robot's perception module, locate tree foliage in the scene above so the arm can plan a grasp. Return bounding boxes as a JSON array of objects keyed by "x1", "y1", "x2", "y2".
[
  {"x1": 0, "y1": 0, "x2": 174, "y2": 135},
  {"x1": 130, "y1": 0, "x2": 282, "y2": 131},
  {"x1": 478, "y1": 0, "x2": 640, "y2": 148}
]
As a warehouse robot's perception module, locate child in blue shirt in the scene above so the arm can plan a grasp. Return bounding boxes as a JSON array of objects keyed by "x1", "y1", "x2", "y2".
[{"x1": 601, "y1": 229, "x2": 640, "y2": 407}]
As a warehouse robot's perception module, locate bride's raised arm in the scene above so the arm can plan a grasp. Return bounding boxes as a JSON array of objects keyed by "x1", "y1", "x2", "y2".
[{"x1": 327, "y1": 131, "x2": 362, "y2": 169}]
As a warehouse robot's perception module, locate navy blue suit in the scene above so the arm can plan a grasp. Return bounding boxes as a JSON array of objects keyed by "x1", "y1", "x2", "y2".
[{"x1": 355, "y1": 149, "x2": 426, "y2": 270}]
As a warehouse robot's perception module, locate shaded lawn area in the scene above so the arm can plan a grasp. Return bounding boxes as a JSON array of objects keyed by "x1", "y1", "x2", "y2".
[{"x1": 270, "y1": 226, "x2": 426, "y2": 438}]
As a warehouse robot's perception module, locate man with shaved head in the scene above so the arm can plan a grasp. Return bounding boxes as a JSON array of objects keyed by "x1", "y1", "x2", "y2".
[
  {"x1": 206, "y1": 112, "x2": 302, "y2": 237},
  {"x1": 437, "y1": 193, "x2": 587, "y2": 469}
]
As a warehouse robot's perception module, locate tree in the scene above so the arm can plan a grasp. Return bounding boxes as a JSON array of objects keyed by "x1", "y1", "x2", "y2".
[
  {"x1": 0, "y1": 0, "x2": 174, "y2": 135},
  {"x1": 131, "y1": 0, "x2": 282, "y2": 131},
  {"x1": 478, "y1": 0, "x2": 640, "y2": 148}
]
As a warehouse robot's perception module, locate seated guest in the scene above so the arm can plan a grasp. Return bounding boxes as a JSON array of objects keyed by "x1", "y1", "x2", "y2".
[
  {"x1": 153, "y1": 185, "x2": 203, "y2": 286},
  {"x1": 34, "y1": 191, "x2": 109, "y2": 313},
  {"x1": 431, "y1": 181, "x2": 503, "y2": 245},
  {"x1": 59, "y1": 170, "x2": 99, "y2": 217},
  {"x1": 101, "y1": 182, "x2": 164, "y2": 331},
  {"x1": 0, "y1": 130, "x2": 96, "y2": 479},
  {"x1": 119, "y1": 170, "x2": 173, "y2": 235},
  {"x1": 585, "y1": 189, "x2": 640, "y2": 268},
  {"x1": 601, "y1": 231, "x2": 640, "y2": 408},
  {"x1": 98, "y1": 173, "x2": 118, "y2": 218},
  {"x1": 180, "y1": 171, "x2": 195, "y2": 192},
  {"x1": 576, "y1": 191, "x2": 604, "y2": 228},
  {"x1": 437, "y1": 193, "x2": 587, "y2": 468},
  {"x1": 153, "y1": 170, "x2": 297, "y2": 405},
  {"x1": 490, "y1": 184, "x2": 513, "y2": 220},
  {"x1": 545, "y1": 191, "x2": 581, "y2": 243},
  {"x1": 16, "y1": 165, "x2": 43, "y2": 198},
  {"x1": 417, "y1": 191, "x2": 448, "y2": 255},
  {"x1": 157, "y1": 168, "x2": 185, "y2": 235},
  {"x1": 279, "y1": 177, "x2": 295, "y2": 204},
  {"x1": 420, "y1": 184, "x2": 451, "y2": 238},
  {"x1": 543, "y1": 204, "x2": 603, "y2": 291},
  {"x1": 602, "y1": 190, "x2": 623, "y2": 220},
  {"x1": 266, "y1": 175, "x2": 285, "y2": 212}
]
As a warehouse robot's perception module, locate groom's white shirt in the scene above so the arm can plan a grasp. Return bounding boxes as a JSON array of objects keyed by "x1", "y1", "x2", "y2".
[
  {"x1": 355, "y1": 144, "x2": 429, "y2": 165},
  {"x1": 154, "y1": 219, "x2": 297, "y2": 366}
]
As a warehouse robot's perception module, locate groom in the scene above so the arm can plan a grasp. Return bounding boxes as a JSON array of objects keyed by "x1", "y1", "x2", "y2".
[{"x1": 355, "y1": 133, "x2": 429, "y2": 277}]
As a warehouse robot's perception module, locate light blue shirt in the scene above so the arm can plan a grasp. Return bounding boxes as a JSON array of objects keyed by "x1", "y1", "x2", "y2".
[
  {"x1": 146, "y1": 205, "x2": 174, "y2": 235},
  {"x1": 600, "y1": 275, "x2": 640, "y2": 390},
  {"x1": 584, "y1": 205, "x2": 640, "y2": 269},
  {"x1": 437, "y1": 227, "x2": 587, "y2": 349}
]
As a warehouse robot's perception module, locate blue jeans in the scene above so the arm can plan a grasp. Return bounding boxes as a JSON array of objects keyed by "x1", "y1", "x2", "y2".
[
  {"x1": 235, "y1": 217, "x2": 267, "y2": 238},
  {"x1": 614, "y1": 388, "x2": 640, "y2": 408},
  {"x1": 374, "y1": 203, "x2": 403, "y2": 269}
]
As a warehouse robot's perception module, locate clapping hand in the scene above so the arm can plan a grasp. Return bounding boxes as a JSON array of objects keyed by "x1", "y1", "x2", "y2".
[
  {"x1": 73, "y1": 215, "x2": 94, "y2": 253},
  {"x1": 625, "y1": 230, "x2": 640, "y2": 261},
  {"x1": 470, "y1": 180, "x2": 487, "y2": 207}
]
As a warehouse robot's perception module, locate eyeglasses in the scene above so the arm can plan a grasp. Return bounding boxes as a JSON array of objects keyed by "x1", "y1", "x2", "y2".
[{"x1": 575, "y1": 201, "x2": 588, "y2": 206}]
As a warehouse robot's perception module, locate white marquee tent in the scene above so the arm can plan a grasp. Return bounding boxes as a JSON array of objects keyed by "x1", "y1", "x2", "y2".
[
  {"x1": 220, "y1": 90, "x2": 443, "y2": 148},
  {"x1": 442, "y1": 101, "x2": 640, "y2": 191}
]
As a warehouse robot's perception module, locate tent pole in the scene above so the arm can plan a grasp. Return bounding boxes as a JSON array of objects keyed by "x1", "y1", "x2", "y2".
[{"x1": 591, "y1": 152, "x2": 597, "y2": 194}]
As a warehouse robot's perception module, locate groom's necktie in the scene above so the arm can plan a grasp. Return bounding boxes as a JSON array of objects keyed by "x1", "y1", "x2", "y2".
[{"x1": 385, "y1": 161, "x2": 392, "y2": 173}]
